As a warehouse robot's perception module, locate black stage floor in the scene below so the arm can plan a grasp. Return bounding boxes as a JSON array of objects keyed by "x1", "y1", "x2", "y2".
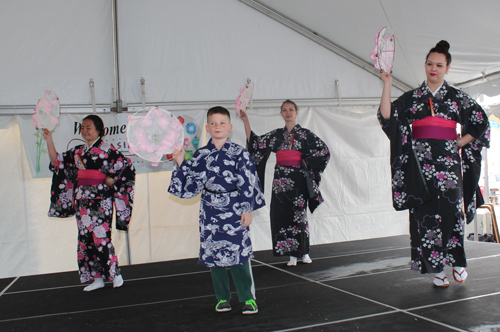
[{"x1": 1, "y1": 235, "x2": 500, "y2": 332}]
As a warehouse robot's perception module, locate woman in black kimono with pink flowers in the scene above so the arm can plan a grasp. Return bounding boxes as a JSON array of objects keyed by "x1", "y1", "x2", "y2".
[{"x1": 44, "y1": 115, "x2": 135, "y2": 291}]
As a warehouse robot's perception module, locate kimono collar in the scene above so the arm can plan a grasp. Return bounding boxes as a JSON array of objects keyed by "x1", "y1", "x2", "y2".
[
  {"x1": 419, "y1": 81, "x2": 449, "y2": 100},
  {"x1": 283, "y1": 124, "x2": 301, "y2": 135},
  {"x1": 207, "y1": 138, "x2": 232, "y2": 151},
  {"x1": 83, "y1": 137, "x2": 102, "y2": 153}
]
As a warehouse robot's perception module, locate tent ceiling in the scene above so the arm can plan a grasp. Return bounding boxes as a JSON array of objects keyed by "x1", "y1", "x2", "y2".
[
  {"x1": 255, "y1": 0, "x2": 500, "y2": 96},
  {"x1": 1, "y1": 0, "x2": 500, "y2": 110}
]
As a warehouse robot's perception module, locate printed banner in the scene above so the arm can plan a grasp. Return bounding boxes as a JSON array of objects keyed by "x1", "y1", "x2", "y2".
[{"x1": 17, "y1": 110, "x2": 205, "y2": 178}]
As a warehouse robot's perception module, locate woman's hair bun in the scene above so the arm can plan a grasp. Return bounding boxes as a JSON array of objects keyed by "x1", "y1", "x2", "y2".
[
  {"x1": 426, "y1": 40, "x2": 452, "y2": 65},
  {"x1": 435, "y1": 40, "x2": 450, "y2": 53}
]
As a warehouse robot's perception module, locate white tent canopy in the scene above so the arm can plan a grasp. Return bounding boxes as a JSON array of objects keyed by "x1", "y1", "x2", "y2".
[
  {"x1": 257, "y1": 0, "x2": 500, "y2": 96},
  {"x1": 1, "y1": 0, "x2": 498, "y2": 278}
]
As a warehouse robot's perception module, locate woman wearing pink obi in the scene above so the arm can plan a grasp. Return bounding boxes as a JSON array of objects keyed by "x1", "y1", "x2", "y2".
[
  {"x1": 43, "y1": 115, "x2": 135, "y2": 291},
  {"x1": 378, "y1": 41, "x2": 490, "y2": 287},
  {"x1": 240, "y1": 100, "x2": 330, "y2": 266}
]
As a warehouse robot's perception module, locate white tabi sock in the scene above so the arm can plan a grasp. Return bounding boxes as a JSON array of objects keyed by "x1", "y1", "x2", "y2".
[
  {"x1": 83, "y1": 278, "x2": 104, "y2": 292},
  {"x1": 453, "y1": 266, "x2": 468, "y2": 282},
  {"x1": 113, "y1": 275, "x2": 124, "y2": 288},
  {"x1": 433, "y1": 271, "x2": 449, "y2": 287}
]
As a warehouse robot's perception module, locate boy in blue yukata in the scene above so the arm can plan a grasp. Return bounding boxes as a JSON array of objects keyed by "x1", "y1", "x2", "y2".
[{"x1": 168, "y1": 106, "x2": 265, "y2": 314}]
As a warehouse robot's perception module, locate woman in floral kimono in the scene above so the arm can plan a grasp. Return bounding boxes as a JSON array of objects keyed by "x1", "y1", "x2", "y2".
[
  {"x1": 240, "y1": 100, "x2": 330, "y2": 266},
  {"x1": 378, "y1": 41, "x2": 489, "y2": 287},
  {"x1": 43, "y1": 115, "x2": 135, "y2": 291}
]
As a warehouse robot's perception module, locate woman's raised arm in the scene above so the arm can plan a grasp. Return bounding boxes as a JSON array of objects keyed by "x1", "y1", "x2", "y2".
[
  {"x1": 239, "y1": 110, "x2": 252, "y2": 143},
  {"x1": 42, "y1": 129, "x2": 57, "y2": 166},
  {"x1": 379, "y1": 72, "x2": 393, "y2": 120}
]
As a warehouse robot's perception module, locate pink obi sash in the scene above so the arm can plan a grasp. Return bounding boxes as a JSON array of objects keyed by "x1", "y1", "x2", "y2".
[
  {"x1": 276, "y1": 150, "x2": 302, "y2": 167},
  {"x1": 412, "y1": 116, "x2": 457, "y2": 140},
  {"x1": 77, "y1": 169, "x2": 107, "y2": 186}
]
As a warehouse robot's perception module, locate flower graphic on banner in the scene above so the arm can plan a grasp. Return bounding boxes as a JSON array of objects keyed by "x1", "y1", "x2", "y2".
[
  {"x1": 186, "y1": 122, "x2": 196, "y2": 135},
  {"x1": 173, "y1": 115, "x2": 202, "y2": 162}
]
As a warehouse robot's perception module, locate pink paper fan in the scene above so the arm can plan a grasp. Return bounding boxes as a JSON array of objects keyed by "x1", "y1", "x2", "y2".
[
  {"x1": 370, "y1": 26, "x2": 395, "y2": 74},
  {"x1": 126, "y1": 106, "x2": 184, "y2": 165},
  {"x1": 33, "y1": 90, "x2": 60, "y2": 130},
  {"x1": 235, "y1": 80, "x2": 254, "y2": 116},
  {"x1": 171, "y1": 120, "x2": 182, "y2": 130}
]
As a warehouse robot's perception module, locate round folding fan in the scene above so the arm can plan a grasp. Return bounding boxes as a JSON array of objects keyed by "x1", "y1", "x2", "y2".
[
  {"x1": 235, "y1": 80, "x2": 254, "y2": 117},
  {"x1": 126, "y1": 107, "x2": 184, "y2": 166},
  {"x1": 369, "y1": 26, "x2": 395, "y2": 74},
  {"x1": 32, "y1": 90, "x2": 60, "y2": 130}
]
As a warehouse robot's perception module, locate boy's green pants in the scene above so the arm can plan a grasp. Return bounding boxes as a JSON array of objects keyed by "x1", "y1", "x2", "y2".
[{"x1": 210, "y1": 260, "x2": 255, "y2": 302}]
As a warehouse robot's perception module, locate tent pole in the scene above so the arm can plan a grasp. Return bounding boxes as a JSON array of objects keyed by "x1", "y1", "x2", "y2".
[
  {"x1": 112, "y1": 0, "x2": 122, "y2": 113},
  {"x1": 474, "y1": 148, "x2": 490, "y2": 242},
  {"x1": 335, "y1": 80, "x2": 341, "y2": 106},
  {"x1": 89, "y1": 79, "x2": 96, "y2": 114},
  {"x1": 141, "y1": 78, "x2": 146, "y2": 109},
  {"x1": 483, "y1": 148, "x2": 490, "y2": 203},
  {"x1": 455, "y1": 70, "x2": 500, "y2": 89},
  {"x1": 0, "y1": 97, "x2": 386, "y2": 115}
]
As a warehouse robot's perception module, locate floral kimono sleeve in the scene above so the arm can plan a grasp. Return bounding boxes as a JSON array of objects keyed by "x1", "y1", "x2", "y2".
[
  {"x1": 301, "y1": 130, "x2": 330, "y2": 212},
  {"x1": 458, "y1": 91, "x2": 490, "y2": 223},
  {"x1": 106, "y1": 147, "x2": 136, "y2": 231},
  {"x1": 48, "y1": 149, "x2": 79, "y2": 218},
  {"x1": 302, "y1": 130, "x2": 330, "y2": 186},
  {"x1": 377, "y1": 92, "x2": 430, "y2": 210},
  {"x1": 235, "y1": 149, "x2": 265, "y2": 214},
  {"x1": 247, "y1": 130, "x2": 275, "y2": 192}
]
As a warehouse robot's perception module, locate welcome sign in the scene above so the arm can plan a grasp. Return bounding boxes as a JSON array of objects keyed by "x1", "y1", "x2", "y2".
[{"x1": 17, "y1": 110, "x2": 205, "y2": 178}]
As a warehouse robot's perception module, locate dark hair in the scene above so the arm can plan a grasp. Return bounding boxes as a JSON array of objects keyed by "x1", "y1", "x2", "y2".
[
  {"x1": 207, "y1": 106, "x2": 231, "y2": 122},
  {"x1": 281, "y1": 99, "x2": 298, "y2": 112},
  {"x1": 83, "y1": 115, "x2": 105, "y2": 137},
  {"x1": 426, "y1": 40, "x2": 452, "y2": 66}
]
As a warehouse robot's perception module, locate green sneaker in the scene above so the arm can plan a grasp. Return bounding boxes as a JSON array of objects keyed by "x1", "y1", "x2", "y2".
[
  {"x1": 215, "y1": 300, "x2": 232, "y2": 312},
  {"x1": 242, "y1": 299, "x2": 258, "y2": 314}
]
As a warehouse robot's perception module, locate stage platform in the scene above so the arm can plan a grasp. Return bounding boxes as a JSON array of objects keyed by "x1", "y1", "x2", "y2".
[{"x1": 1, "y1": 235, "x2": 500, "y2": 332}]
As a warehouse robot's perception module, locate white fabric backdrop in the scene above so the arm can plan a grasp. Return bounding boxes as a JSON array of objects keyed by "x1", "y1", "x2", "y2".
[{"x1": 0, "y1": 107, "x2": 409, "y2": 278}]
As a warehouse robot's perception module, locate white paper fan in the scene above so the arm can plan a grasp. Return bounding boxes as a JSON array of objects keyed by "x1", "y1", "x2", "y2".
[{"x1": 127, "y1": 107, "x2": 184, "y2": 166}]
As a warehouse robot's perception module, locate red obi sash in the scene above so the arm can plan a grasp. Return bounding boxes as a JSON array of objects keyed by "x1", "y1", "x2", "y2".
[
  {"x1": 412, "y1": 116, "x2": 457, "y2": 140},
  {"x1": 77, "y1": 169, "x2": 107, "y2": 186},
  {"x1": 276, "y1": 150, "x2": 302, "y2": 167}
]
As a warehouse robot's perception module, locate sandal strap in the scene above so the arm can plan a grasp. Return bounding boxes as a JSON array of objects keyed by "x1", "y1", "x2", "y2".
[{"x1": 433, "y1": 275, "x2": 449, "y2": 287}]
